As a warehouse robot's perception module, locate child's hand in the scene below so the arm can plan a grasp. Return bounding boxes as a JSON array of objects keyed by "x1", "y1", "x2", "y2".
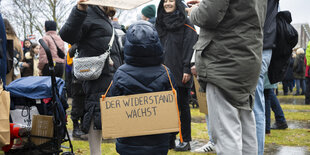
[{"x1": 77, "y1": 0, "x2": 88, "y2": 11}]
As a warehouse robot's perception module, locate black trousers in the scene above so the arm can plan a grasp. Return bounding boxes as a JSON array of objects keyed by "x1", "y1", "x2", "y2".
[
  {"x1": 42, "y1": 63, "x2": 64, "y2": 78},
  {"x1": 70, "y1": 79, "x2": 86, "y2": 122},
  {"x1": 305, "y1": 77, "x2": 310, "y2": 104},
  {"x1": 171, "y1": 87, "x2": 192, "y2": 142}
]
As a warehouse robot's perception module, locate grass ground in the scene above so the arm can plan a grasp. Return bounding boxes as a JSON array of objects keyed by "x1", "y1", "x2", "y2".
[
  {"x1": 1, "y1": 92, "x2": 309, "y2": 155},
  {"x1": 61, "y1": 104, "x2": 310, "y2": 155}
]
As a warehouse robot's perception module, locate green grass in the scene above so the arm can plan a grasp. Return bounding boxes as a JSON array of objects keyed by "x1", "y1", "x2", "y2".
[
  {"x1": 191, "y1": 108, "x2": 206, "y2": 118},
  {"x1": 281, "y1": 104, "x2": 310, "y2": 111},
  {"x1": 1, "y1": 98, "x2": 309, "y2": 154},
  {"x1": 278, "y1": 95, "x2": 305, "y2": 99},
  {"x1": 62, "y1": 140, "x2": 216, "y2": 155},
  {"x1": 270, "y1": 111, "x2": 310, "y2": 121},
  {"x1": 265, "y1": 129, "x2": 310, "y2": 147},
  {"x1": 63, "y1": 140, "x2": 117, "y2": 155}
]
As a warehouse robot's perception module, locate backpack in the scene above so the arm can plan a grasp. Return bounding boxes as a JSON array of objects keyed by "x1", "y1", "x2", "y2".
[
  {"x1": 268, "y1": 11, "x2": 298, "y2": 84},
  {"x1": 294, "y1": 54, "x2": 305, "y2": 74}
]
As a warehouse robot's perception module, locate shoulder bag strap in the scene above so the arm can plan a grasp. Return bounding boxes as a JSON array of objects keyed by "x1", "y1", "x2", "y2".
[
  {"x1": 162, "y1": 64, "x2": 184, "y2": 143},
  {"x1": 106, "y1": 28, "x2": 115, "y2": 53},
  {"x1": 49, "y1": 35, "x2": 61, "y2": 51}
]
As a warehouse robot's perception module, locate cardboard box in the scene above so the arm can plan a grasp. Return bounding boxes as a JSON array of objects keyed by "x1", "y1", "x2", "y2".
[
  {"x1": 193, "y1": 77, "x2": 208, "y2": 114},
  {"x1": 81, "y1": 0, "x2": 152, "y2": 10},
  {"x1": 100, "y1": 91, "x2": 179, "y2": 139},
  {"x1": 31, "y1": 115, "x2": 54, "y2": 145}
]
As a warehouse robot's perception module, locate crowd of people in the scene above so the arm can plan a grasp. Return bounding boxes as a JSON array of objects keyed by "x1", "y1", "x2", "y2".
[{"x1": 0, "y1": 0, "x2": 309, "y2": 154}]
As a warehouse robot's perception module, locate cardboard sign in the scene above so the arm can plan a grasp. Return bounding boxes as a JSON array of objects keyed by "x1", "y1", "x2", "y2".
[
  {"x1": 100, "y1": 91, "x2": 179, "y2": 139},
  {"x1": 81, "y1": 0, "x2": 152, "y2": 10},
  {"x1": 31, "y1": 115, "x2": 54, "y2": 145},
  {"x1": 193, "y1": 77, "x2": 208, "y2": 114}
]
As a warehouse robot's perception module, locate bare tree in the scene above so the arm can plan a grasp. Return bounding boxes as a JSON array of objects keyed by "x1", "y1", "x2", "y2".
[{"x1": 1, "y1": 0, "x2": 75, "y2": 40}]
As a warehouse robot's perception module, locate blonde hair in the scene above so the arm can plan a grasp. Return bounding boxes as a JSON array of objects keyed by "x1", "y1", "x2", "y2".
[{"x1": 296, "y1": 48, "x2": 305, "y2": 55}]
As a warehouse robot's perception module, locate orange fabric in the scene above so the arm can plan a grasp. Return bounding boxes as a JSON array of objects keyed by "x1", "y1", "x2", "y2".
[
  {"x1": 163, "y1": 65, "x2": 183, "y2": 143},
  {"x1": 67, "y1": 44, "x2": 73, "y2": 66},
  {"x1": 184, "y1": 24, "x2": 197, "y2": 33}
]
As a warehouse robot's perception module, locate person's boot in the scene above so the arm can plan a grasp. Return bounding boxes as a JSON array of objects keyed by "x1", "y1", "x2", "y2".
[
  {"x1": 174, "y1": 141, "x2": 191, "y2": 151},
  {"x1": 72, "y1": 121, "x2": 85, "y2": 138}
]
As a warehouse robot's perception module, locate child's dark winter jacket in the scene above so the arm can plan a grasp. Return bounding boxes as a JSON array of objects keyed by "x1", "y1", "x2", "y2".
[{"x1": 108, "y1": 21, "x2": 177, "y2": 155}]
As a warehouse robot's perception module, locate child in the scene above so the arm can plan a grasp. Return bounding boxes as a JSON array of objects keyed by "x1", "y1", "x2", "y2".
[
  {"x1": 108, "y1": 21, "x2": 177, "y2": 155},
  {"x1": 23, "y1": 39, "x2": 32, "y2": 56},
  {"x1": 21, "y1": 43, "x2": 40, "y2": 77}
]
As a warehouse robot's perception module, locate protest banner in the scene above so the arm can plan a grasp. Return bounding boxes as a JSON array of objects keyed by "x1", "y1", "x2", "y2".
[{"x1": 100, "y1": 91, "x2": 179, "y2": 139}]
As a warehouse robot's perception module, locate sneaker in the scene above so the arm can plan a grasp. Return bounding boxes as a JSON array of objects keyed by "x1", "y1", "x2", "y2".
[
  {"x1": 271, "y1": 122, "x2": 288, "y2": 129},
  {"x1": 194, "y1": 141, "x2": 215, "y2": 153}
]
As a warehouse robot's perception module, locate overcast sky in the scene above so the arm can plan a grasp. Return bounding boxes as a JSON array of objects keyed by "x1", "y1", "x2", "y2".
[
  {"x1": 279, "y1": 0, "x2": 309, "y2": 24},
  {"x1": 140, "y1": 0, "x2": 310, "y2": 25}
]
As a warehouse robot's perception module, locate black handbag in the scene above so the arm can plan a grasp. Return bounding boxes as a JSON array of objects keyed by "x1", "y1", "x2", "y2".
[{"x1": 49, "y1": 36, "x2": 65, "y2": 59}]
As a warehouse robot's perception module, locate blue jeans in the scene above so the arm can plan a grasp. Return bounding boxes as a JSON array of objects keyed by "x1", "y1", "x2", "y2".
[
  {"x1": 264, "y1": 89, "x2": 287, "y2": 131},
  {"x1": 254, "y1": 49, "x2": 272, "y2": 155},
  {"x1": 295, "y1": 79, "x2": 306, "y2": 94}
]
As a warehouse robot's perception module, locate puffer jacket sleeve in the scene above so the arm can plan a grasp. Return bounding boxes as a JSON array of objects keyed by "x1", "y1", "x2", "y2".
[
  {"x1": 38, "y1": 36, "x2": 49, "y2": 70},
  {"x1": 190, "y1": 0, "x2": 230, "y2": 28},
  {"x1": 182, "y1": 21, "x2": 198, "y2": 74},
  {"x1": 59, "y1": 6, "x2": 88, "y2": 44}
]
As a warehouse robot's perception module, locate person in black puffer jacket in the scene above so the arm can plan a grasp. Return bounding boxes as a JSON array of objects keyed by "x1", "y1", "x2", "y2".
[
  {"x1": 108, "y1": 20, "x2": 177, "y2": 155},
  {"x1": 59, "y1": 1, "x2": 123, "y2": 154}
]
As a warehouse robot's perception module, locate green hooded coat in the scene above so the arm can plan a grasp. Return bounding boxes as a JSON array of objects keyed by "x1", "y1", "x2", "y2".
[{"x1": 190, "y1": 0, "x2": 267, "y2": 110}]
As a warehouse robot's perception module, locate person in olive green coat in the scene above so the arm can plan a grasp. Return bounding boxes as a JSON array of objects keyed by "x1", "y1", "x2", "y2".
[{"x1": 186, "y1": 0, "x2": 267, "y2": 154}]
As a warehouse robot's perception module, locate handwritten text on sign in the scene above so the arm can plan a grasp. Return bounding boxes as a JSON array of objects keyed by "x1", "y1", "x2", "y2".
[
  {"x1": 100, "y1": 91, "x2": 179, "y2": 138},
  {"x1": 104, "y1": 93, "x2": 174, "y2": 119}
]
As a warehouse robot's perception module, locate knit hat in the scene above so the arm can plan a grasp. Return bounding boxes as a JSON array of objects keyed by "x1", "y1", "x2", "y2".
[
  {"x1": 124, "y1": 20, "x2": 163, "y2": 67},
  {"x1": 141, "y1": 5, "x2": 156, "y2": 18},
  {"x1": 45, "y1": 21, "x2": 57, "y2": 32}
]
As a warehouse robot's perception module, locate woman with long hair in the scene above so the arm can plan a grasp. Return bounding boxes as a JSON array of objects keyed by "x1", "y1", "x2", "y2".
[
  {"x1": 156, "y1": 0, "x2": 198, "y2": 151},
  {"x1": 4, "y1": 19, "x2": 23, "y2": 85}
]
